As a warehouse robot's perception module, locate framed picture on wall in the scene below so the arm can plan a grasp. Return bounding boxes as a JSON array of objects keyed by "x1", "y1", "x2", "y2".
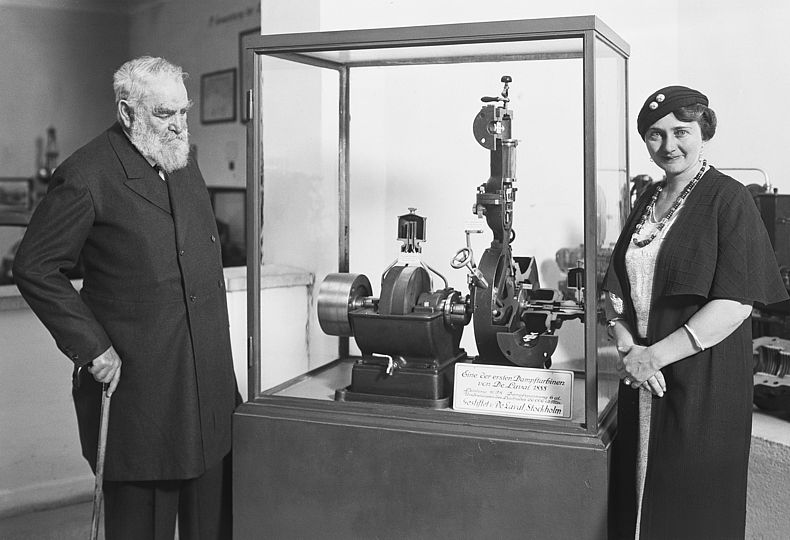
[
  {"x1": 0, "y1": 177, "x2": 32, "y2": 213},
  {"x1": 238, "y1": 27, "x2": 260, "y2": 123},
  {"x1": 200, "y1": 68, "x2": 237, "y2": 124}
]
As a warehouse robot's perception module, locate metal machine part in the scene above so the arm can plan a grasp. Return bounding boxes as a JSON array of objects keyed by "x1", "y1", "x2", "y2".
[
  {"x1": 317, "y1": 210, "x2": 471, "y2": 407},
  {"x1": 315, "y1": 77, "x2": 585, "y2": 405},
  {"x1": 752, "y1": 336, "x2": 790, "y2": 413},
  {"x1": 317, "y1": 273, "x2": 373, "y2": 337},
  {"x1": 318, "y1": 263, "x2": 471, "y2": 357},
  {"x1": 462, "y1": 76, "x2": 584, "y2": 368},
  {"x1": 753, "y1": 337, "x2": 790, "y2": 380},
  {"x1": 381, "y1": 208, "x2": 449, "y2": 290}
]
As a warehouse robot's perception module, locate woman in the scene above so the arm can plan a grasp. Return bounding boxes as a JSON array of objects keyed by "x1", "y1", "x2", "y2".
[{"x1": 604, "y1": 86, "x2": 788, "y2": 539}]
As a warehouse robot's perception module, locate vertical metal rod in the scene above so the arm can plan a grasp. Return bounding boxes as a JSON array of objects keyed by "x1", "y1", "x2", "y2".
[
  {"x1": 248, "y1": 51, "x2": 262, "y2": 400},
  {"x1": 582, "y1": 29, "x2": 599, "y2": 434},
  {"x1": 338, "y1": 65, "x2": 351, "y2": 359}
]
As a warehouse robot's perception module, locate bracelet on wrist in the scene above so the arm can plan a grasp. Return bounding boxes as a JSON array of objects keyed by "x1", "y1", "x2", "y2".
[
  {"x1": 683, "y1": 323, "x2": 705, "y2": 351},
  {"x1": 606, "y1": 317, "x2": 624, "y2": 339}
]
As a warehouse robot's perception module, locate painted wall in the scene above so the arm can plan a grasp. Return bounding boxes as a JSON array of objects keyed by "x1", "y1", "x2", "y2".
[
  {"x1": 0, "y1": 3, "x2": 128, "y2": 177},
  {"x1": 676, "y1": 1, "x2": 790, "y2": 190},
  {"x1": 0, "y1": 1, "x2": 129, "y2": 282},
  {"x1": 126, "y1": 0, "x2": 319, "y2": 189},
  {"x1": 0, "y1": 302, "x2": 92, "y2": 518},
  {"x1": 0, "y1": 1, "x2": 320, "y2": 517},
  {"x1": 259, "y1": 3, "x2": 790, "y2": 538},
  {"x1": 0, "y1": 0, "x2": 323, "y2": 189},
  {"x1": 0, "y1": 268, "x2": 311, "y2": 517},
  {"x1": 259, "y1": 0, "x2": 790, "y2": 389},
  {"x1": 307, "y1": 0, "x2": 790, "y2": 193},
  {"x1": 0, "y1": 0, "x2": 129, "y2": 520},
  {"x1": 254, "y1": 1, "x2": 678, "y2": 372},
  {"x1": 1, "y1": 0, "x2": 789, "y2": 534}
]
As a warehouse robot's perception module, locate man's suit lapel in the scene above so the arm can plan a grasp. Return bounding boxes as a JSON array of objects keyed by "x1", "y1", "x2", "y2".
[
  {"x1": 107, "y1": 124, "x2": 171, "y2": 215},
  {"x1": 125, "y1": 176, "x2": 172, "y2": 215}
]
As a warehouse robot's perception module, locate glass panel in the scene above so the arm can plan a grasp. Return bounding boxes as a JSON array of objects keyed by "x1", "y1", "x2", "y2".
[
  {"x1": 300, "y1": 37, "x2": 583, "y2": 66},
  {"x1": 255, "y1": 32, "x2": 628, "y2": 428},
  {"x1": 594, "y1": 37, "x2": 629, "y2": 419},
  {"x1": 343, "y1": 49, "x2": 586, "y2": 423},
  {"x1": 259, "y1": 55, "x2": 340, "y2": 391}
]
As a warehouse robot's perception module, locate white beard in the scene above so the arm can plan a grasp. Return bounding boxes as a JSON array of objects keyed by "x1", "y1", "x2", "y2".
[{"x1": 129, "y1": 119, "x2": 190, "y2": 173}]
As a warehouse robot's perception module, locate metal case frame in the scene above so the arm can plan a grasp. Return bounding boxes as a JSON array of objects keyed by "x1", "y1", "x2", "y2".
[
  {"x1": 243, "y1": 15, "x2": 630, "y2": 437},
  {"x1": 237, "y1": 17, "x2": 630, "y2": 539}
]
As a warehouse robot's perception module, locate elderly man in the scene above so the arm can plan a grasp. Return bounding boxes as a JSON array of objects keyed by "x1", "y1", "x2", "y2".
[{"x1": 13, "y1": 57, "x2": 238, "y2": 539}]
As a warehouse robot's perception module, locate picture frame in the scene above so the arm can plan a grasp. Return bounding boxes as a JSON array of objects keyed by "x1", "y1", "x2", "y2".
[
  {"x1": 0, "y1": 177, "x2": 32, "y2": 213},
  {"x1": 200, "y1": 68, "x2": 237, "y2": 124},
  {"x1": 238, "y1": 27, "x2": 260, "y2": 123}
]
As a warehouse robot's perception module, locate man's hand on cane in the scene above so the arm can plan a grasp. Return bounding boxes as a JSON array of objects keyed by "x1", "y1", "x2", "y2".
[{"x1": 88, "y1": 346, "x2": 122, "y2": 396}]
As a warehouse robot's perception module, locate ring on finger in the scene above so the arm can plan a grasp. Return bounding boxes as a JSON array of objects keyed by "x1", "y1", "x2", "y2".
[{"x1": 623, "y1": 377, "x2": 631, "y2": 385}]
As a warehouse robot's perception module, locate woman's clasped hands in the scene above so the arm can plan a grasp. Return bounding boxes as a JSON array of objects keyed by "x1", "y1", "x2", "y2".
[{"x1": 616, "y1": 343, "x2": 667, "y2": 397}]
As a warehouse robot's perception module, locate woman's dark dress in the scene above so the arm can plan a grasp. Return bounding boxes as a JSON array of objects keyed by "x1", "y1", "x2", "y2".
[{"x1": 604, "y1": 167, "x2": 788, "y2": 539}]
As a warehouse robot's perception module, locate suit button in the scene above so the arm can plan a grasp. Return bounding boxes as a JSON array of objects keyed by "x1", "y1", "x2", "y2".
[
  {"x1": 218, "y1": 279, "x2": 224, "y2": 288},
  {"x1": 210, "y1": 234, "x2": 216, "y2": 243},
  {"x1": 179, "y1": 250, "x2": 185, "y2": 256},
  {"x1": 190, "y1": 295, "x2": 196, "y2": 302}
]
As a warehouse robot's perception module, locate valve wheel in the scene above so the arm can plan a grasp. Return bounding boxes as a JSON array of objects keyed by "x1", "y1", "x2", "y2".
[{"x1": 451, "y1": 247, "x2": 472, "y2": 269}]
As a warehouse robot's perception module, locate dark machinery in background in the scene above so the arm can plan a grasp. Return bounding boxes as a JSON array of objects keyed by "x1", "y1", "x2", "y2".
[
  {"x1": 753, "y1": 336, "x2": 790, "y2": 412},
  {"x1": 316, "y1": 77, "x2": 584, "y2": 407},
  {"x1": 747, "y1": 173, "x2": 790, "y2": 414}
]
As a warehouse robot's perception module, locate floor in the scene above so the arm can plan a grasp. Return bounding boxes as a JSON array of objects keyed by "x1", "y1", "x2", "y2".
[
  {"x1": 0, "y1": 500, "x2": 103, "y2": 540},
  {"x1": 0, "y1": 500, "x2": 184, "y2": 540}
]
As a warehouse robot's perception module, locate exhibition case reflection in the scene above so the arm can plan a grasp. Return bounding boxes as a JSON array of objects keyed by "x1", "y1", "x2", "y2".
[{"x1": 247, "y1": 18, "x2": 630, "y2": 433}]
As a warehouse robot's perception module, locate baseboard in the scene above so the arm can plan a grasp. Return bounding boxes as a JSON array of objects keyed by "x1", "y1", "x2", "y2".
[{"x1": 0, "y1": 475, "x2": 94, "y2": 519}]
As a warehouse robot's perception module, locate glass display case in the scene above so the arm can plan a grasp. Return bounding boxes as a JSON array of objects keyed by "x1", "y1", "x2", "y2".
[{"x1": 237, "y1": 16, "x2": 629, "y2": 540}]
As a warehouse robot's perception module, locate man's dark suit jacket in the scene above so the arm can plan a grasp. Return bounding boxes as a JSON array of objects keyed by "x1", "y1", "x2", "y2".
[{"x1": 13, "y1": 123, "x2": 238, "y2": 481}]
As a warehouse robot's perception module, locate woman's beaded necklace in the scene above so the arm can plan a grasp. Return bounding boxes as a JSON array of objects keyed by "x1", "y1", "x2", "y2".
[{"x1": 632, "y1": 160, "x2": 707, "y2": 247}]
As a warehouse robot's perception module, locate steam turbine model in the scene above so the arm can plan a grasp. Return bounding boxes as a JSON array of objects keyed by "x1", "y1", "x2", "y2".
[{"x1": 316, "y1": 77, "x2": 584, "y2": 407}]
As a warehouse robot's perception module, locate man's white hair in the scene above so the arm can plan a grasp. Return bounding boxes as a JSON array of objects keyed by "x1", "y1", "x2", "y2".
[{"x1": 113, "y1": 56, "x2": 188, "y2": 122}]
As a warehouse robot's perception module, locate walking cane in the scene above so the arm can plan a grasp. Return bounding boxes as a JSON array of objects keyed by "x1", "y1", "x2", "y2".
[{"x1": 90, "y1": 383, "x2": 111, "y2": 540}]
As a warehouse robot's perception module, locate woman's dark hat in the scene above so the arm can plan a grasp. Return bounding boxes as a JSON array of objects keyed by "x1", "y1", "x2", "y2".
[{"x1": 637, "y1": 85, "x2": 708, "y2": 139}]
